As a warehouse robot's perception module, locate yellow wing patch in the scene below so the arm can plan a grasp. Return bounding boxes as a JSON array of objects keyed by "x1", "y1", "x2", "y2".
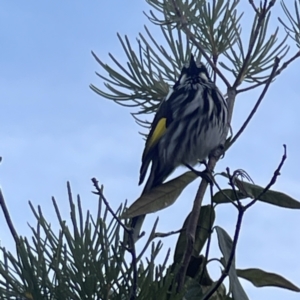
[{"x1": 146, "y1": 117, "x2": 167, "y2": 152}]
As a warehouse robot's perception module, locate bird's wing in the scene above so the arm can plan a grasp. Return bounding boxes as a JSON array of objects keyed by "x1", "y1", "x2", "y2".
[{"x1": 139, "y1": 92, "x2": 174, "y2": 185}]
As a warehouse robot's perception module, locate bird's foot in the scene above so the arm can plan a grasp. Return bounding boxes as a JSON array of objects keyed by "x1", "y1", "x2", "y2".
[{"x1": 185, "y1": 164, "x2": 214, "y2": 185}]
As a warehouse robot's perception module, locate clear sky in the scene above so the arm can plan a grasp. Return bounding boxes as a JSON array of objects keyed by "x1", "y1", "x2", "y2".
[{"x1": 0, "y1": 1, "x2": 300, "y2": 299}]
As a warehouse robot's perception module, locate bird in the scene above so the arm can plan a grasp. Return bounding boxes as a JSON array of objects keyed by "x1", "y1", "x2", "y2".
[{"x1": 130, "y1": 54, "x2": 228, "y2": 243}]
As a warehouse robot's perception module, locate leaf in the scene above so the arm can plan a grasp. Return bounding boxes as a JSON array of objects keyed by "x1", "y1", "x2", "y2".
[
  {"x1": 184, "y1": 278, "x2": 204, "y2": 299},
  {"x1": 122, "y1": 171, "x2": 197, "y2": 218},
  {"x1": 236, "y1": 268, "x2": 300, "y2": 292},
  {"x1": 213, "y1": 189, "x2": 248, "y2": 204},
  {"x1": 173, "y1": 205, "x2": 215, "y2": 264},
  {"x1": 240, "y1": 181, "x2": 300, "y2": 209},
  {"x1": 213, "y1": 179, "x2": 300, "y2": 209},
  {"x1": 214, "y1": 226, "x2": 249, "y2": 300},
  {"x1": 184, "y1": 276, "x2": 226, "y2": 300}
]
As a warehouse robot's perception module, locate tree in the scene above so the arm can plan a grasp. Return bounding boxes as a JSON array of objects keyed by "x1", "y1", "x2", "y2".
[{"x1": 1, "y1": 0, "x2": 300, "y2": 299}]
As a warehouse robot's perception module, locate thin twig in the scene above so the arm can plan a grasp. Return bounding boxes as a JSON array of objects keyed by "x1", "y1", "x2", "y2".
[
  {"x1": 137, "y1": 218, "x2": 159, "y2": 261},
  {"x1": 228, "y1": 56, "x2": 280, "y2": 148},
  {"x1": 0, "y1": 190, "x2": 20, "y2": 245},
  {"x1": 202, "y1": 208, "x2": 244, "y2": 300},
  {"x1": 245, "y1": 144, "x2": 287, "y2": 209},
  {"x1": 203, "y1": 143, "x2": 286, "y2": 298},
  {"x1": 227, "y1": 167, "x2": 243, "y2": 207},
  {"x1": 91, "y1": 177, "x2": 138, "y2": 300},
  {"x1": 203, "y1": 169, "x2": 246, "y2": 299},
  {"x1": 212, "y1": 175, "x2": 238, "y2": 208},
  {"x1": 154, "y1": 228, "x2": 182, "y2": 238},
  {"x1": 92, "y1": 178, "x2": 130, "y2": 233}
]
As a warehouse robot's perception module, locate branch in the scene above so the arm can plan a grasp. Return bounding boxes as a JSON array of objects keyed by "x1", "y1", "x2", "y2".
[
  {"x1": 154, "y1": 228, "x2": 182, "y2": 238},
  {"x1": 91, "y1": 177, "x2": 138, "y2": 300},
  {"x1": 245, "y1": 144, "x2": 287, "y2": 209},
  {"x1": 203, "y1": 145, "x2": 287, "y2": 298},
  {"x1": 228, "y1": 56, "x2": 280, "y2": 148},
  {"x1": 0, "y1": 189, "x2": 20, "y2": 246},
  {"x1": 137, "y1": 218, "x2": 160, "y2": 261},
  {"x1": 170, "y1": 0, "x2": 231, "y2": 88},
  {"x1": 202, "y1": 208, "x2": 244, "y2": 300},
  {"x1": 226, "y1": 167, "x2": 243, "y2": 207},
  {"x1": 92, "y1": 178, "x2": 129, "y2": 233},
  {"x1": 213, "y1": 175, "x2": 239, "y2": 208},
  {"x1": 176, "y1": 157, "x2": 216, "y2": 291}
]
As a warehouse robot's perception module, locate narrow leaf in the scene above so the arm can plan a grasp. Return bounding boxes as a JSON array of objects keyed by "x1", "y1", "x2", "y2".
[
  {"x1": 213, "y1": 189, "x2": 248, "y2": 204},
  {"x1": 216, "y1": 176, "x2": 300, "y2": 209},
  {"x1": 173, "y1": 205, "x2": 216, "y2": 264},
  {"x1": 240, "y1": 181, "x2": 300, "y2": 209},
  {"x1": 237, "y1": 268, "x2": 300, "y2": 292},
  {"x1": 122, "y1": 171, "x2": 197, "y2": 218},
  {"x1": 215, "y1": 226, "x2": 249, "y2": 300}
]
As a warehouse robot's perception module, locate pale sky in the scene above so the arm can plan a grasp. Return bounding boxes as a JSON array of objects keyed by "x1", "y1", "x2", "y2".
[{"x1": 1, "y1": 1, "x2": 300, "y2": 300}]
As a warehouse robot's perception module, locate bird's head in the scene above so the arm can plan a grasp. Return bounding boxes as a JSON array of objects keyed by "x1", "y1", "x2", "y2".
[{"x1": 177, "y1": 54, "x2": 211, "y2": 85}]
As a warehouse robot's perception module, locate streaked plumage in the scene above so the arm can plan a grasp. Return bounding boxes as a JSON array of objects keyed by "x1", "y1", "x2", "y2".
[{"x1": 131, "y1": 55, "x2": 228, "y2": 242}]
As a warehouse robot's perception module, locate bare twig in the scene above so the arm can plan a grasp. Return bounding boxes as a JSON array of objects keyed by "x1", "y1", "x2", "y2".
[
  {"x1": 92, "y1": 178, "x2": 129, "y2": 233},
  {"x1": 229, "y1": 57, "x2": 280, "y2": 148},
  {"x1": 137, "y1": 218, "x2": 159, "y2": 261},
  {"x1": 154, "y1": 228, "x2": 182, "y2": 238},
  {"x1": 91, "y1": 177, "x2": 138, "y2": 300},
  {"x1": 203, "y1": 170, "x2": 247, "y2": 299},
  {"x1": 212, "y1": 175, "x2": 238, "y2": 207},
  {"x1": 202, "y1": 207, "x2": 244, "y2": 300},
  {"x1": 245, "y1": 144, "x2": 287, "y2": 209},
  {"x1": 0, "y1": 190, "x2": 20, "y2": 245},
  {"x1": 226, "y1": 167, "x2": 243, "y2": 207}
]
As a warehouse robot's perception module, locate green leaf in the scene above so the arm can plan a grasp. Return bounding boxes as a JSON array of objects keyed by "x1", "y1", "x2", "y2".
[
  {"x1": 122, "y1": 171, "x2": 197, "y2": 218},
  {"x1": 184, "y1": 278, "x2": 204, "y2": 299},
  {"x1": 213, "y1": 189, "x2": 248, "y2": 204},
  {"x1": 173, "y1": 205, "x2": 215, "y2": 264},
  {"x1": 214, "y1": 226, "x2": 249, "y2": 300},
  {"x1": 236, "y1": 268, "x2": 300, "y2": 292},
  {"x1": 214, "y1": 178, "x2": 300, "y2": 209},
  {"x1": 244, "y1": 182, "x2": 300, "y2": 208},
  {"x1": 184, "y1": 277, "x2": 226, "y2": 300}
]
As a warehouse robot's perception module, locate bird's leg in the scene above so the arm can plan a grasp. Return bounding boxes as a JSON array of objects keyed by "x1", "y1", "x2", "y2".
[
  {"x1": 210, "y1": 144, "x2": 225, "y2": 160},
  {"x1": 185, "y1": 163, "x2": 214, "y2": 185}
]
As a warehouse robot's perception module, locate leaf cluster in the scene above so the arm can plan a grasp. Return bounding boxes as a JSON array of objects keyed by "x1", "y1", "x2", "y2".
[{"x1": 0, "y1": 185, "x2": 176, "y2": 300}]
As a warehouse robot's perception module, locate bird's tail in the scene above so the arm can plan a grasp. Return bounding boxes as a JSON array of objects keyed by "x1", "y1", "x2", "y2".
[
  {"x1": 130, "y1": 161, "x2": 174, "y2": 243},
  {"x1": 130, "y1": 166, "x2": 156, "y2": 243}
]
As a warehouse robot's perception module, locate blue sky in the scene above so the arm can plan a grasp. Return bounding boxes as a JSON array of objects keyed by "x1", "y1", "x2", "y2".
[{"x1": 0, "y1": 1, "x2": 300, "y2": 299}]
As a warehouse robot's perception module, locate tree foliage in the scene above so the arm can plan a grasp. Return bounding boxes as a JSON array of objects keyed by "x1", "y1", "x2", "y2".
[{"x1": 1, "y1": 0, "x2": 300, "y2": 299}]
